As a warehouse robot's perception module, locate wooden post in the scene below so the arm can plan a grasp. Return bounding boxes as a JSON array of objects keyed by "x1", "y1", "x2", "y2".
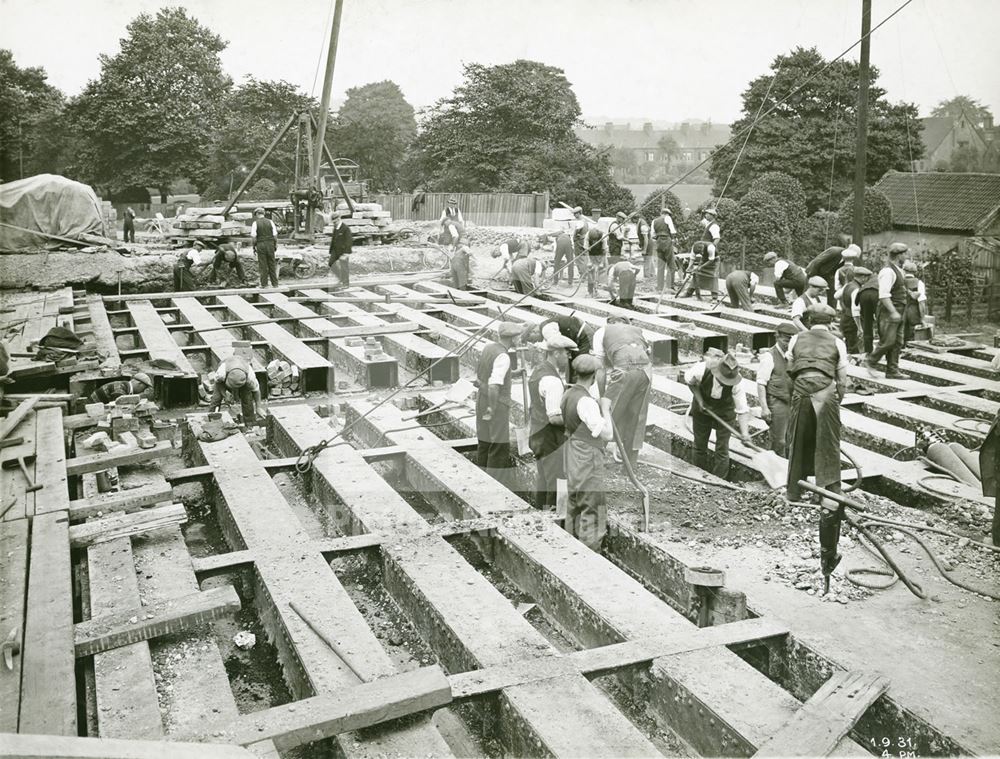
[
  {"x1": 945, "y1": 285, "x2": 953, "y2": 320},
  {"x1": 851, "y1": 0, "x2": 872, "y2": 247}
]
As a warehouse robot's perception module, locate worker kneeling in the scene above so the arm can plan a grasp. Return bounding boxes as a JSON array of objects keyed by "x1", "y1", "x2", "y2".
[
  {"x1": 685, "y1": 350, "x2": 752, "y2": 478},
  {"x1": 209, "y1": 356, "x2": 265, "y2": 424},
  {"x1": 561, "y1": 354, "x2": 615, "y2": 550},
  {"x1": 784, "y1": 303, "x2": 849, "y2": 586},
  {"x1": 528, "y1": 334, "x2": 577, "y2": 509}
]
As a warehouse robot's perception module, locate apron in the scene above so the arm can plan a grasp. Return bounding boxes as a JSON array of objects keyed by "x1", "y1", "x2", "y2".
[{"x1": 786, "y1": 375, "x2": 841, "y2": 491}]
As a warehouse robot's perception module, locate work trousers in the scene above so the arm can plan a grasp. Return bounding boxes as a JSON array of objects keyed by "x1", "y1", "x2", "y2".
[
  {"x1": 857, "y1": 290, "x2": 879, "y2": 354},
  {"x1": 613, "y1": 274, "x2": 637, "y2": 307},
  {"x1": 210, "y1": 252, "x2": 247, "y2": 286},
  {"x1": 511, "y1": 277, "x2": 531, "y2": 295},
  {"x1": 123, "y1": 222, "x2": 135, "y2": 243},
  {"x1": 529, "y1": 426, "x2": 565, "y2": 509},
  {"x1": 256, "y1": 242, "x2": 279, "y2": 287},
  {"x1": 173, "y1": 264, "x2": 196, "y2": 292},
  {"x1": 329, "y1": 256, "x2": 350, "y2": 287},
  {"x1": 774, "y1": 270, "x2": 807, "y2": 303},
  {"x1": 605, "y1": 366, "x2": 651, "y2": 461},
  {"x1": 450, "y1": 260, "x2": 469, "y2": 290},
  {"x1": 767, "y1": 394, "x2": 790, "y2": 457},
  {"x1": 691, "y1": 406, "x2": 734, "y2": 479},
  {"x1": 211, "y1": 384, "x2": 255, "y2": 423},
  {"x1": 565, "y1": 438, "x2": 607, "y2": 551},
  {"x1": 477, "y1": 406, "x2": 512, "y2": 486},
  {"x1": 785, "y1": 374, "x2": 841, "y2": 503},
  {"x1": 657, "y1": 253, "x2": 675, "y2": 291},
  {"x1": 725, "y1": 273, "x2": 753, "y2": 310},
  {"x1": 868, "y1": 310, "x2": 904, "y2": 373},
  {"x1": 553, "y1": 246, "x2": 573, "y2": 285},
  {"x1": 902, "y1": 302, "x2": 922, "y2": 346},
  {"x1": 586, "y1": 256, "x2": 604, "y2": 295},
  {"x1": 839, "y1": 312, "x2": 860, "y2": 354}
]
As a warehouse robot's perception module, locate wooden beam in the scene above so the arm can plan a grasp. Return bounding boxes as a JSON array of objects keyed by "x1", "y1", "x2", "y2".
[
  {"x1": 66, "y1": 441, "x2": 174, "y2": 476},
  {"x1": 0, "y1": 395, "x2": 40, "y2": 442},
  {"x1": 0, "y1": 519, "x2": 28, "y2": 731},
  {"x1": 75, "y1": 585, "x2": 241, "y2": 658},
  {"x1": 68, "y1": 481, "x2": 174, "y2": 522},
  {"x1": 192, "y1": 665, "x2": 452, "y2": 751},
  {"x1": 69, "y1": 503, "x2": 186, "y2": 548},
  {"x1": 318, "y1": 321, "x2": 419, "y2": 339},
  {"x1": 0, "y1": 733, "x2": 257, "y2": 759},
  {"x1": 190, "y1": 549, "x2": 255, "y2": 578},
  {"x1": 753, "y1": 671, "x2": 889, "y2": 757}
]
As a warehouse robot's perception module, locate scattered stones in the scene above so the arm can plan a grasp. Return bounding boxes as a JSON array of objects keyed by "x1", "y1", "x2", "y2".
[{"x1": 233, "y1": 631, "x2": 256, "y2": 650}]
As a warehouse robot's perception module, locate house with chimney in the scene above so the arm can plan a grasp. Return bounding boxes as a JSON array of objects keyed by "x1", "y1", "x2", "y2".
[{"x1": 912, "y1": 113, "x2": 994, "y2": 172}]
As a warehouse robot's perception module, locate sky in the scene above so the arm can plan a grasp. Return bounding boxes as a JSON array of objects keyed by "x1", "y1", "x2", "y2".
[{"x1": 1, "y1": 0, "x2": 997, "y2": 126}]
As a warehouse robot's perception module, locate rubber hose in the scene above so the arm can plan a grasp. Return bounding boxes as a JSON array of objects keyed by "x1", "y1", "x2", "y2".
[
  {"x1": 843, "y1": 512, "x2": 927, "y2": 599},
  {"x1": 953, "y1": 417, "x2": 991, "y2": 434}
]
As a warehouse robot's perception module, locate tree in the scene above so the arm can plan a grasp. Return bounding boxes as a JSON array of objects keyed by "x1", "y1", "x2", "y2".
[
  {"x1": 637, "y1": 187, "x2": 683, "y2": 222},
  {"x1": 947, "y1": 143, "x2": 1000, "y2": 173},
  {"x1": 408, "y1": 60, "x2": 630, "y2": 210},
  {"x1": 748, "y1": 171, "x2": 807, "y2": 230},
  {"x1": 332, "y1": 80, "x2": 416, "y2": 191},
  {"x1": 0, "y1": 50, "x2": 68, "y2": 180},
  {"x1": 65, "y1": 8, "x2": 232, "y2": 201},
  {"x1": 728, "y1": 190, "x2": 792, "y2": 269},
  {"x1": 709, "y1": 47, "x2": 921, "y2": 212},
  {"x1": 657, "y1": 135, "x2": 679, "y2": 171},
  {"x1": 931, "y1": 96, "x2": 993, "y2": 129},
  {"x1": 608, "y1": 146, "x2": 636, "y2": 178},
  {"x1": 799, "y1": 210, "x2": 843, "y2": 260},
  {"x1": 836, "y1": 186, "x2": 892, "y2": 237},
  {"x1": 244, "y1": 178, "x2": 278, "y2": 201},
  {"x1": 203, "y1": 78, "x2": 316, "y2": 201}
]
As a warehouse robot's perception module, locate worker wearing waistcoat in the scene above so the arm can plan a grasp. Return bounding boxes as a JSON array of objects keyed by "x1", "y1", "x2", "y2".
[
  {"x1": 592, "y1": 318, "x2": 652, "y2": 467},
  {"x1": 476, "y1": 323, "x2": 521, "y2": 484},
  {"x1": 764, "y1": 251, "x2": 807, "y2": 304},
  {"x1": 724, "y1": 269, "x2": 759, "y2": 311},
  {"x1": 685, "y1": 350, "x2": 752, "y2": 478},
  {"x1": 864, "y1": 243, "x2": 910, "y2": 379},
  {"x1": 527, "y1": 335, "x2": 576, "y2": 509},
  {"x1": 756, "y1": 323, "x2": 797, "y2": 456},
  {"x1": 790, "y1": 277, "x2": 829, "y2": 331}
]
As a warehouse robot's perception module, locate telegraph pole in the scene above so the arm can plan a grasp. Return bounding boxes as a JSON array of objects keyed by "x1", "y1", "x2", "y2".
[
  {"x1": 851, "y1": 0, "x2": 872, "y2": 246},
  {"x1": 313, "y1": 0, "x2": 345, "y2": 184}
]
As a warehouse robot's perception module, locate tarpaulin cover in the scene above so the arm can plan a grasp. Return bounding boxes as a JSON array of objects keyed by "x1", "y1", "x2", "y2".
[{"x1": 0, "y1": 173, "x2": 106, "y2": 250}]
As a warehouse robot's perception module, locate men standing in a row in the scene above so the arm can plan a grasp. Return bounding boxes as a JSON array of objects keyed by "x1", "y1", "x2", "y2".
[
  {"x1": 592, "y1": 316, "x2": 651, "y2": 468},
  {"x1": 251, "y1": 208, "x2": 280, "y2": 288},
  {"x1": 784, "y1": 303, "x2": 848, "y2": 592},
  {"x1": 476, "y1": 322, "x2": 522, "y2": 485},
  {"x1": 685, "y1": 349, "x2": 752, "y2": 478},
  {"x1": 527, "y1": 334, "x2": 577, "y2": 509},
  {"x1": 764, "y1": 251, "x2": 807, "y2": 304},
  {"x1": 724, "y1": 268, "x2": 759, "y2": 311},
  {"x1": 652, "y1": 207, "x2": 677, "y2": 291},
  {"x1": 328, "y1": 211, "x2": 353, "y2": 288},
  {"x1": 863, "y1": 242, "x2": 910, "y2": 379},
  {"x1": 755, "y1": 323, "x2": 797, "y2": 456},
  {"x1": 561, "y1": 354, "x2": 615, "y2": 550},
  {"x1": 790, "y1": 276, "x2": 828, "y2": 331}
]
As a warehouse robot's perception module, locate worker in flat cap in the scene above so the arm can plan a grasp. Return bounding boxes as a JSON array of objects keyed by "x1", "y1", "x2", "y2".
[
  {"x1": 853, "y1": 266, "x2": 880, "y2": 356},
  {"x1": 864, "y1": 242, "x2": 911, "y2": 379},
  {"x1": 652, "y1": 206, "x2": 678, "y2": 291},
  {"x1": 764, "y1": 251, "x2": 808, "y2": 304},
  {"x1": 173, "y1": 239, "x2": 204, "y2": 291},
  {"x1": 89, "y1": 372, "x2": 154, "y2": 405},
  {"x1": 327, "y1": 209, "x2": 353, "y2": 288},
  {"x1": 550, "y1": 230, "x2": 575, "y2": 286},
  {"x1": 790, "y1": 276, "x2": 829, "y2": 331},
  {"x1": 560, "y1": 353, "x2": 615, "y2": 550},
  {"x1": 724, "y1": 268, "x2": 759, "y2": 311},
  {"x1": 835, "y1": 262, "x2": 865, "y2": 354},
  {"x1": 439, "y1": 196, "x2": 464, "y2": 249},
  {"x1": 806, "y1": 243, "x2": 854, "y2": 308},
  {"x1": 540, "y1": 314, "x2": 593, "y2": 382},
  {"x1": 475, "y1": 322, "x2": 522, "y2": 484},
  {"x1": 685, "y1": 349, "x2": 753, "y2": 478},
  {"x1": 901, "y1": 260, "x2": 928, "y2": 348},
  {"x1": 784, "y1": 302, "x2": 849, "y2": 592},
  {"x1": 833, "y1": 244, "x2": 861, "y2": 302},
  {"x1": 608, "y1": 254, "x2": 642, "y2": 306},
  {"x1": 209, "y1": 354, "x2": 265, "y2": 423},
  {"x1": 607, "y1": 211, "x2": 629, "y2": 266},
  {"x1": 756, "y1": 323, "x2": 798, "y2": 456},
  {"x1": 510, "y1": 248, "x2": 544, "y2": 295},
  {"x1": 592, "y1": 316, "x2": 652, "y2": 467},
  {"x1": 528, "y1": 333, "x2": 577, "y2": 509},
  {"x1": 250, "y1": 207, "x2": 280, "y2": 288},
  {"x1": 571, "y1": 207, "x2": 592, "y2": 285}
]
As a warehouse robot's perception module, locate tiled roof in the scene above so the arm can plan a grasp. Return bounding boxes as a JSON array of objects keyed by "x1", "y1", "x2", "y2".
[
  {"x1": 874, "y1": 171, "x2": 1000, "y2": 232},
  {"x1": 575, "y1": 124, "x2": 731, "y2": 150},
  {"x1": 918, "y1": 117, "x2": 955, "y2": 154}
]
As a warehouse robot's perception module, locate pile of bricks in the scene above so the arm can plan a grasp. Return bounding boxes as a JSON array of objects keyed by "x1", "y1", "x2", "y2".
[{"x1": 82, "y1": 394, "x2": 167, "y2": 452}]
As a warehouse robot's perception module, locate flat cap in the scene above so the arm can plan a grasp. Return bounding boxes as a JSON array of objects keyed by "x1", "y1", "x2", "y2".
[
  {"x1": 497, "y1": 322, "x2": 522, "y2": 338},
  {"x1": 573, "y1": 354, "x2": 603, "y2": 375},
  {"x1": 843, "y1": 244, "x2": 861, "y2": 258},
  {"x1": 224, "y1": 367, "x2": 248, "y2": 388},
  {"x1": 131, "y1": 371, "x2": 153, "y2": 388},
  {"x1": 254, "y1": 207, "x2": 265, "y2": 215},
  {"x1": 703, "y1": 208, "x2": 718, "y2": 216},
  {"x1": 806, "y1": 303, "x2": 836, "y2": 321},
  {"x1": 888, "y1": 242, "x2": 909, "y2": 254},
  {"x1": 545, "y1": 334, "x2": 577, "y2": 351},
  {"x1": 853, "y1": 266, "x2": 873, "y2": 278},
  {"x1": 572, "y1": 206, "x2": 583, "y2": 214},
  {"x1": 808, "y1": 275, "x2": 828, "y2": 288},
  {"x1": 776, "y1": 322, "x2": 799, "y2": 336},
  {"x1": 902, "y1": 260, "x2": 918, "y2": 273},
  {"x1": 763, "y1": 251, "x2": 778, "y2": 263},
  {"x1": 615, "y1": 211, "x2": 627, "y2": 219}
]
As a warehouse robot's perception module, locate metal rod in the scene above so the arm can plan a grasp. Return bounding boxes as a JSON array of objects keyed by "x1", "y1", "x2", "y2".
[
  {"x1": 288, "y1": 600, "x2": 365, "y2": 681},
  {"x1": 313, "y1": 0, "x2": 345, "y2": 181},
  {"x1": 221, "y1": 111, "x2": 298, "y2": 218},
  {"x1": 851, "y1": 0, "x2": 872, "y2": 246}
]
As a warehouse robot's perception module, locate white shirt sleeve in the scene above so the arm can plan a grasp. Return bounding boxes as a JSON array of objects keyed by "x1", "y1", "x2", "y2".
[
  {"x1": 756, "y1": 351, "x2": 774, "y2": 386},
  {"x1": 499, "y1": 244, "x2": 511, "y2": 261},
  {"x1": 851, "y1": 288, "x2": 861, "y2": 318},
  {"x1": 834, "y1": 336, "x2": 849, "y2": 371},
  {"x1": 538, "y1": 375, "x2": 564, "y2": 417},
  {"x1": 749, "y1": 272, "x2": 759, "y2": 289},
  {"x1": 250, "y1": 221, "x2": 258, "y2": 239},
  {"x1": 576, "y1": 396, "x2": 609, "y2": 438},
  {"x1": 790, "y1": 298, "x2": 806, "y2": 318},
  {"x1": 591, "y1": 327, "x2": 606, "y2": 359},
  {"x1": 533, "y1": 260, "x2": 543, "y2": 277},
  {"x1": 877, "y1": 267, "x2": 897, "y2": 299},
  {"x1": 785, "y1": 334, "x2": 798, "y2": 363},
  {"x1": 488, "y1": 352, "x2": 511, "y2": 386},
  {"x1": 731, "y1": 382, "x2": 750, "y2": 415},
  {"x1": 684, "y1": 361, "x2": 707, "y2": 385},
  {"x1": 774, "y1": 260, "x2": 789, "y2": 279},
  {"x1": 706, "y1": 243, "x2": 716, "y2": 260},
  {"x1": 916, "y1": 279, "x2": 927, "y2": 303},
  {"x1": 666, "y1": 217, "x2": 677, "y2": 235},
  {"x1": 708, "y1": 222, "x2": 720, "y2": 241}
]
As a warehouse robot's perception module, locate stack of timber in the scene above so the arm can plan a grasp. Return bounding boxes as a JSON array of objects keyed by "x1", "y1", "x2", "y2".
[{"x1": 323, "y1": 201, "x2": 394, "y2": 237}]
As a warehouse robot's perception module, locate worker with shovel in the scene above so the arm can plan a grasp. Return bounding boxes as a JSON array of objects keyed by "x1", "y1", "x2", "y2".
[
  {"x1": 608, "y1": 255, "x2": 642, "y2": 307},
  {"x1": 593, "y1": 316, "x2": 651, "y2": 468},
  {"x1": 528, "y1": 334, "x2": 577, "y2": 509},
  {"x1": 560, "y1": 354, "x2": 615, "y2": 550},
  {"x1": 476, "y1": 322, "x2": 522, "y2": 486},
  {"x1": 756, "y1": 323, "x2": 797, "y2": 456},
  {"x1": 685, "y1": 349, "x2": 753, "y2": 478},
  {"x1": 784, "y1": 303, "x2": 849, "y2": 586},
  {"x1": 678, "y1": 240, "x2": 718, "y2": 300}
]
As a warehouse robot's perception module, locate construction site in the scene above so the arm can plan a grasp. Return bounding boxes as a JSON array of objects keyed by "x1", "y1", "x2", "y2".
[{"x1": 1, "y1": 1, "x2": 999, "y2": 758}]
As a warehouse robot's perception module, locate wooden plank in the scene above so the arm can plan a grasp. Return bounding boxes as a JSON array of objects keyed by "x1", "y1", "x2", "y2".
[
  {"x1": 86, "y1": 293, "x2": 121, "y2": 365},
  {"x1": 125, "y1": 301, "x2": 197, "y2": 376},
  {"x1": 319, "y1": 321, "x2": 420, "y2": 339},
  {"x1": 19, "y1": 511, "x2": 77, "y2": 735},
  {"x1": 0, "y1": 733, "x2": 257, "y2": 759},
  {"x1": 69, "y1": 481, "x2": 174, "y2": 522},
  {"x1": 193, "y1": 666, "x2": 452, "y2": 751},
  {"x1": 0, "y1": 404, "x2": 36, "y2": 521},
  {"x1": 69, "y1": 503, "x2": 186, "y2": 548},
  {"x1": 754, "y1": 671, "x2": 890, "y2": 757},
  {"x1": 190, "y1": 549, "x2": 255, "y2": 577},
  {"x1": 75, "y1": 585, "x2": 241, "y2": 657},
  {"x1": 0, "y1": 519, "x2": 28, "y2": 732},
  {"x1": 0, "y1": 395, "x2": 40, "y2": 442},
  {"x1": 66, "y1": 440, "x2": 173, "y2": 476},
  {"x1": 32, "y1": 406, "x2": 71, "y2": 515}
]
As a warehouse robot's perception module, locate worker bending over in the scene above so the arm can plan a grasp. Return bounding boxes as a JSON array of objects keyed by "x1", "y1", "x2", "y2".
[
  {"x1": 540, "y1": 314, "x2": 592, "y2": 382},
  {"x1": 449, "y1": 236, "x2": 472, "y2": 290},
  {"x1": 806, "y1": 244, "x2": 857, "y2": 308},
  {"x1": 210, "y1": 355, "x2": 265, "y2": 423},
  {"x1": 685, "y1": 350, "x2": 752, "y2": 478},
  {"x1": 608, "y1": 256, "x2": 641, "y2": 306},
  {"x1": 560, "y1": 354, "x2": 615, "y2": 550},
  {"x1": 724, "y1": 269, "x2": 759, "y2": 311},
  {"x1": 764, "y1": 251, "x2": 807, "y2": 304},
  {"x1": 208, "y1": 242, "x2": 247, "y2": 286},
  {"x1": 863, "y1": 242, "x2": 910, "y2": 380},
  {"x1": 756, "y1": 323, "x2": 797, "y2": 456},
  {"x1": 790, "y1": 276, "x2": 829, "y2": 331},
  {"x1": 592, "y1": 316, "x2": 651, "y2": 467},
  {"x1": 173, "y1": 240, "x2": 204, "y2": 291},
  {"x1": 679, "y1": 241, "x2": 717, "y2": 300},
  {"x1": 528, "y1": 334, "x2": 577, "y2": 509},
  {"x1": 476, "y1": 322, "x2": 521, "y2": 485},
  {"x1": 783, "y1": 303, "x2": 848, "y2": 591},
  {"x1": 510, "y1": 252, "x2": 543, "y2": 295},
  {"x1": 89, "y1": 372, "x2": 153, "y2": 404}
]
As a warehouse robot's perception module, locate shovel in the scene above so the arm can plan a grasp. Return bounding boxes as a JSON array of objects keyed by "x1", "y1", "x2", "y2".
[
  {"x1": 401, "y1": 377, "x2": 475, "y2": 421},
  {"x1": 699, "y1": 406, "x2": 787, "y2": 489},
  {"x1": 512, "y1": 363, "x2": 532, "y2": 456}
]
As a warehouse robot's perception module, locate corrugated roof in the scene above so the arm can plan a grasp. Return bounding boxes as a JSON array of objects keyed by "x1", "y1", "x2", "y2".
[
  {"x1": 874, "y1": 171, "x2": 1000, "y2": 232},
  {"x1": 575, "y1": 124, "x2": 731, "y2": 150}
]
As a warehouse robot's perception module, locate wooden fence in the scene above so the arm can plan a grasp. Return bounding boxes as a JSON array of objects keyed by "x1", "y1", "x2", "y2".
[{"x1": 370, "y1": 192, "x2": 550, "y2": 228}]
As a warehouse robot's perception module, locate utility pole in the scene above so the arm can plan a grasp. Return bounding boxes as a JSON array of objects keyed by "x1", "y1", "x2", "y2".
[
  {"x1": 851, "y1": 0, "x2": 872, "y2": 247},
  {"x1": 313, "y1": 0, "x2": 345, "y2": 186}
]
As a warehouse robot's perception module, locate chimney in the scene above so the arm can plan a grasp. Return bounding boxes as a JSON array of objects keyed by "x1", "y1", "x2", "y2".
[
  {"x1": 984, "y1": 113, "x2": 994, "y2": 131},
  {"x1": 680, "y1": 122, "x2": 690, "y2": 135},
  {"x1": 643, "y1": 122, "x2": 653, "y2": 135},
  {"x1": 604, "y1": 122, "x2": 614, "y2": 134}
]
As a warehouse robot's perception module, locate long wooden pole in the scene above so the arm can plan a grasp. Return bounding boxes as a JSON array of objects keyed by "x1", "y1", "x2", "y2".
[
  {"x1": 221, "y1": 111, "x2": 298, "y2": 218},
  {"x1": 851, "y1": 0, "x2": 872, "y2": 247},
  {"x1": 313, "y1": 0, "x2": 345, "y2": 186}
]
